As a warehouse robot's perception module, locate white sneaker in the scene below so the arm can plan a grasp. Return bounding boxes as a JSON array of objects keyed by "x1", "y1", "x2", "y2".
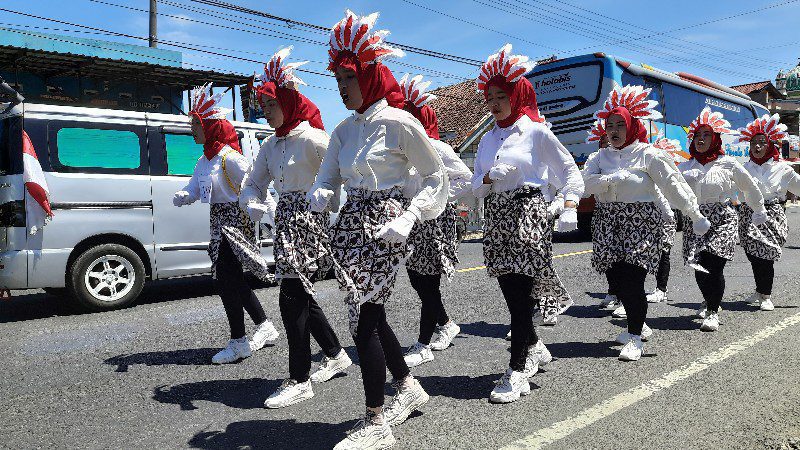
[
  {"x1": 542, "y1": 314, "x2": 558, "y2": 326},
  {"x1": 489, "y1": 369, "x2": 530, "y2": 404},
  {"x1": 600, "y1": 294, "x2": 618, "y2": 308},
  {"x1": 212, "y1": 338, "x2": 252, "y2": 364},
  {"x1": 250, "y1": 320, "x2": 280, "y2": 351},
  {"x1": 616, "y1": 324, "x2": 651, "y2": 344},
  {"x1": 334, "y1": 413, "x2": 395, "y2": 450},
  {"x1": 403, "y1": 342, "x2": 434, "y2": 368},
  {"x1": 505, "y1": 330, "x2": 512, "y2": 341},
  {"x1": 523, "y1": 349, "x2": 540, "y2": 377},
  {"x1": 532, "y1": 340, "x2": 553, "y2": 366},
  {"x1": 698, "y1": 303, "x2": 722, "y2": 319},
  {"x1": 612, "y1": 305, "x2": 627, "y2": 318},
  {"x1": 618, "y1": 336, "x2": 643, "y2": 361},
  {"x1": 747, "y1": 292, "x2": 762, "y2": 306},
  {"x1": 383, "y1": 377, "x2": 430, "y2": 426},
  {"x1": 760, "y1": 298, "x2": 774, "y2": 311},
  {"x1": 264, "y1": 379, "x2": 314, "y2": 409},
  {"x1": 641, "y1": 323, "x2": 653, "y2": 341},
  {"x1": 700, "y1": 313, "x2": 720, "y2": 332},
  {"x1": 430, "y1": 321, "x2": 460, "y2": 351},
  {"x1": 646, "y1": 289, "x2": 668, "y2": 303},
  {"x1": 310, "y1": 350, "x2": 353, "y2": 383}
]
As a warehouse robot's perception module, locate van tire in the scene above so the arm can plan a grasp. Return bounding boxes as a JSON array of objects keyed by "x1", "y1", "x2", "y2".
[{"x1": 67, "y1": 244, "x2": 146, "y2": 311}]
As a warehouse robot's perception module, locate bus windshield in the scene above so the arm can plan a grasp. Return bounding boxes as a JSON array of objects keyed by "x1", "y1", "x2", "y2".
[{"x1": 529, "y1": 60, "x2": 604, "y2": 119}]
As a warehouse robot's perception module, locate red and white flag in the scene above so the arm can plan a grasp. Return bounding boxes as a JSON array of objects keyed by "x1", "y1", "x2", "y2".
[{"x1": 22, "y1": 130, "x2": 53, "y2": 235}]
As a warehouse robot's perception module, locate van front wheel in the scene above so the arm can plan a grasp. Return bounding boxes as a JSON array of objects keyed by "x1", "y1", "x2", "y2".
[{"x1": 68, "y1": 244, "x2": 145, "y2": 311}]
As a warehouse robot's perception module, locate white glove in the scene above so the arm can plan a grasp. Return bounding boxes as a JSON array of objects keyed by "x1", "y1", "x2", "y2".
[
  {"x1": 306, "y1": 188, "x2": 334, "y2": 213},
  {"x1": 751, "y1": 210, "x2": 768, "y2": 225},
  {"x1": 375, "y1": 211, "x2": 417, "y2": 244},
  {"x1": 557, "y1": 207, "x2": 578, "y2": 232},
  {"x1": 603, "y1": 169, "x2": 632, "y2": 185},
  {"x1": 173, "y1": 191, "x2": 192, "y2": 207},
  {"x1": 488, "y1": 163, "x2": 518, "y2": 182},
  {"x1": 547, "y1": 199, "x2": 565, "y2": 217},
  {"x1": 246, "y1": 201, "x2": 276, "y2": 229},
  {"x1": 682, "y1": 169, "x2": 703, "y2": 182},
  {"x1": 693, "y1": 216, "x2": 712, "y2": 236}
]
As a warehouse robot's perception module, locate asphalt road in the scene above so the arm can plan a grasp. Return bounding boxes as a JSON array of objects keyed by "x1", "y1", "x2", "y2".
[{"x1": 2, "y1": 209, "x2": 800, "y2": 450}]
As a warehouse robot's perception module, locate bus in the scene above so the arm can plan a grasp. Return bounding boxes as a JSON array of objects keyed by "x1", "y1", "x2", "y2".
[{"x1": 528, "y1": 52, "x2": 770, "y2": 230}]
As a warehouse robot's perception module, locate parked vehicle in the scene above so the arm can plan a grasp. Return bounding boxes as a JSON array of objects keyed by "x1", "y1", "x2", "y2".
[
  {"x1": 528, "y1": 53, "x2": 770, "y2": 234},
  {"x1": 0, "y1": 102, "x2": 276, "y2": 311}
]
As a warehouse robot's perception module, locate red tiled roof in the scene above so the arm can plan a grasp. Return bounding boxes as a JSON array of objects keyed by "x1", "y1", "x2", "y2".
[
  {"x1": 428, "y1": 80, "x2": 489, "y2": 150},
  {"x1": 730, "y1": 81, "x2": 771, "y2": 95}
]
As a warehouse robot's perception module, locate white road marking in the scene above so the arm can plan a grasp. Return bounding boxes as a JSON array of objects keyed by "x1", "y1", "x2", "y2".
[{"x1": 500, "y1": 311, "x2": 800, "y2": 450}]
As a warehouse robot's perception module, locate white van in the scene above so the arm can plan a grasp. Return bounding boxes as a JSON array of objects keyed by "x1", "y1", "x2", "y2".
[{"x1": 0, "y1": 102, "x2": 276, "y2": 311}]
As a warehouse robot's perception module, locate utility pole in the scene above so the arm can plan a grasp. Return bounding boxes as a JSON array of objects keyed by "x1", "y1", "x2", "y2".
[{"x1": 149, "y1": 0, "x2": 158, "y2": 48}]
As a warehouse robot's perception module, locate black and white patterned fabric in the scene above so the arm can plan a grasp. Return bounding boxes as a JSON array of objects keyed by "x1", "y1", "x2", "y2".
[
  {"x1": 483, "y1": 186, "x2": 571, "y2": 307},
  {"x1": 405, "y1": 202, "x2": 459, "y2": 281},
  {"x1": 738, "y1": 201, "x2": 787, "y2": 261},
  {"x1": 273, "y1": 191, "x2": 334, "y2": 295},
  {"x1": 682, "y1": 202, "x2": 738, "y2": 265},
  {"x1": 591, "y1": 201, "x2": 663, "y2": 275},
  {"x1": 211, "y1": 202, "x2": 273, "y2": 282},
  {"x1": 662, "y1": 216, "x2": 677, "y2": 249},
  {"x1": 329, "y1": 187, "x2": 409, "y2": 335}
]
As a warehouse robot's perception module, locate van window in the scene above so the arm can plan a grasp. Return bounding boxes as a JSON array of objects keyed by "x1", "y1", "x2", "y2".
[
  {"x1": 56, "y1": 128, "x2": 140, "y2": 169},
  {"x1": 165, "y1": 134, "x2": 203, "y2": 176}
]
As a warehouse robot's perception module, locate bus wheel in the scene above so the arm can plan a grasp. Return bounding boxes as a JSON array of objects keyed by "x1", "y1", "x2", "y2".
[{"x1": 67, "y1": 244, "x2": 145, "y2": 312}]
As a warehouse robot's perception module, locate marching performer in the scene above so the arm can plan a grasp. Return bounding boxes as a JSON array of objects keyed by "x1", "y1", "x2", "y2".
[
  {"x1": 583, "y1": 85, "x2": 708, "y2": 360},
  {"x1": 173, "y1": 83, "x2": 278, "y2": 365},
  {"x1": 241, "y1": 48, "x2": 352, "y2": 409},
  {"x1": 678, "y1": 107, "x2": 766, "y2": 332},
  {"x1": 307, "y1": 11, "x2": 447, "y2": 449},
  {"x1": 471, "y1": 44, "x2": 583, "y2": 403},
  {"x1": 737, "y1": 114, "x2": 799, "y2": 311},
  {"x1": 398, "y1": 74, "x2": 473, "y2": 368}
]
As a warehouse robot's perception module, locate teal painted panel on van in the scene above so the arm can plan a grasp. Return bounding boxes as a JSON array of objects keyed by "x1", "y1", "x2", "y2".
[{"x1": 57, "y1": 128, "x2": 140, "y2": 169}]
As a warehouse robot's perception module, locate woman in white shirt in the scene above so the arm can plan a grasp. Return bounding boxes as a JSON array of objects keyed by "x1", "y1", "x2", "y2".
[
  {"x1": 173, "y1": 83, "x2": 278, "y2": 365},
  {"x1": 307, "y1": 12, "x2": 447, "y2": 450},
  {"x1": 583, "y1": 85, "x2": 708, "y2": 361},
  {"x1": 471, "y1": 44, "x2": 584, "y2": 403},
  {"x1": 396, "y1": 74, "x2": 473, "y2": 368},
  {"x1": 678, "y1": 107, "x2": 766, "y2": 332},
  {"x1": 240, "y1": 48, "x2": 351, "y2": 409},
  {"x1": 736, "y1": 114, "x2": 798, "y2": 312}
]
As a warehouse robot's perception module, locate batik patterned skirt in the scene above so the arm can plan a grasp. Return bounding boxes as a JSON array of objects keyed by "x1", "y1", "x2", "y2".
[
  {"x1": 405, "y1": 202, "x2": 459, "y2": 281},
  {"x1": 591, "y1": 201, "x2": 663, "y2": 275},
  {"x1": 273, "y1": 191, "x2": 334, "y2": 295},
  {"x1": 738, "y1": 200, "x2": 787, "y2": 261},
  {"x1": 484, "y1": 186, "x2": 571, "y2": 312},
  {"x1": 211, "y1": 202, "x2": 273, "y2": 282},
  {"x1": 682, "y1": 202, "x2": 738, "y2": 267},
  {"x1": 329, "y1": 187, "x2": 409, "y2": 335}
]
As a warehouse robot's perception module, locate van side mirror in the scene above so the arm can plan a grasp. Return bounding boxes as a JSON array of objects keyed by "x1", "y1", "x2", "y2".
[{"x1": 0, "y1": 76, "x2": 24, "y2": 105}]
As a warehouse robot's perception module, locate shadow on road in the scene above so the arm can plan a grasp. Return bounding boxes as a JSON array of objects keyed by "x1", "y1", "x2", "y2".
[
  {"x1": 104, "y1": 348, "x2": 219, "y2": 372},
  {"x1": 457, "y1": 321, "x2": 508, "y2": 339},
  {"x1": 154, "y1": 377, "x2": 282, "y2": 411},
  {"x1": 187, "y1": 419, "x2": 350, "y2": 449},
  {"x1": 418, "y1": 373, "x2": 540, "y2": 400},
  {"x1": 563, "y1": 304, "x2": 607, "y2": 319},
  {"x1": 545, "y1": 340, "x2": 618, "y2": 359}
]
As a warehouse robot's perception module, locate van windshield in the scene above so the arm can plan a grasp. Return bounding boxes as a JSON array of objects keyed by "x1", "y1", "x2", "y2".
[{"x1": 529, "y1": 61, "x2": 604, "y2": 118}]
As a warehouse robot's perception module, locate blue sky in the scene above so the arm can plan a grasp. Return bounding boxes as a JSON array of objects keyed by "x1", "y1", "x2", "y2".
[{"x1": 3, "y1": 0, "x2": 800, "y2": 128}]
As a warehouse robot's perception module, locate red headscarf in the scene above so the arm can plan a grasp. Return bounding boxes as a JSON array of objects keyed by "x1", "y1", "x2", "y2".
[
  {"x1": 258, "y1": 83, "x2": 325, "y2": 137},
  {"x1": 196, "y1": 118, "x2": 241, "y2": 160},
  {"x1": 689, "y1": 125, "x2": 725, "y2": 165},
  {"x1": 607, "y1": 107, "x2": 648, "y2": 149},
  {"x1": 749, "y1": 136, "x2": 781, "y2": 165},
  {"x1": 484, "y1": 75, "x2": 544, "y2": 129},
  {"x1": 404, "y1": 103, "x2": 439, "y2": 139},
  {"x1": 331, "y1": 51, "x2": 405, "y2": 114}
]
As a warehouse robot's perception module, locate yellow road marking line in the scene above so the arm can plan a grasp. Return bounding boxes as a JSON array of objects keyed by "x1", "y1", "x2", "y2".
[{"x1": 455, "y1": 249, "x2": 592, "y2": 273}]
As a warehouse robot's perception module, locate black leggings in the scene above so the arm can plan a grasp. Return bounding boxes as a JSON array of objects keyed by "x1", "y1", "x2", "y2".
[
  {"x1": 408, "y1": 269, "x2": 450, "y2": 345},
  {"x1": 498, "y1": 273, "x2": 538, "y2": 372},
  {"x1": 655, "y1": 246, "x2": 672, "y2": 292},
  {"x1": 607, "y1": 262, "x2": 648, "y2": 335},
  {"x1": 606, "y1": 271, "x2": 617, "y2": 297},
  {"x1": 746, "y1": 253, "x2": 774, "y2": 296},
  {"x1": 354, "y1": 303, "x2": 410, "y2": 408},
  {"x1": 279, "y1": 278, "x2": 343, "y2": 382},
  {"x1": 215, "y1": 238, "x2": 267, "y2": 339},
  {"x1": 694, "y1": 251, "x2": 728, "y2": 313}
]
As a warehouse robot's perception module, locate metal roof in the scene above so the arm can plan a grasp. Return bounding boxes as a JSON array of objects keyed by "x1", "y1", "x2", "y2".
[{"x1": 0, "y1": 44, "x2": 250, "y2": 88}]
